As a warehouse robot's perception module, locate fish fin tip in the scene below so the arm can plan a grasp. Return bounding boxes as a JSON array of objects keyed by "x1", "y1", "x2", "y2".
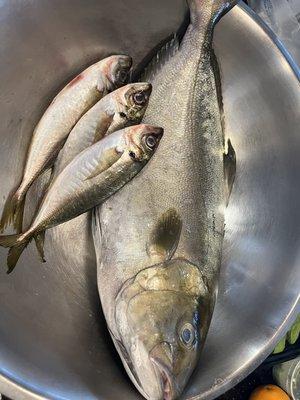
[
  {"x1": 0, "y1": 189, "x2": 22, "y2": 232},
  {"x1": 34, "y1": 231, "x2": 46, "y2": 263},
  {"x1": 0, "y1": 232, "x2": 31, "y2": 272},
  {"x1": 6, "y1": 239, "x2": 28, "y2": 273},
  {"x1": 224, "y1": 138, "x2": 236, "y2": 206},
  {"x1": 147, "y1": 208, "x2": 182, "y2": 263}
]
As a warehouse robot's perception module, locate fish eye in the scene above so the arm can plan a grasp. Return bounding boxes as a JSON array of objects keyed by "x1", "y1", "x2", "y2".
[
  {"x1": 145, "y1": 135, "x2": 157, "y2": 150},
  {"x1": 119, "y1": 112, "x2": 126, "y2": 118},
  {"x1": 133, "y1": 92, "x2": 146, "y2": 105},
  {"x1": 180, "y1": 323, "x2": 196, "y2": 348}
]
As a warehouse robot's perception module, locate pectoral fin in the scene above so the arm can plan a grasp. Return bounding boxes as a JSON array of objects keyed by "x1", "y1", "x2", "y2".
[
  {"x1": 147, "y1": 208, "x2": 182, "y2": 263},
  {"x1": 224, "y1": 139, "x2": 236, "y2": 206},
  {"x1": 85, "y1": 148, "x2": 122, "y2": 180},
  {"x1": 93, "y1": 113, "x2": 114, "y2": 143}
]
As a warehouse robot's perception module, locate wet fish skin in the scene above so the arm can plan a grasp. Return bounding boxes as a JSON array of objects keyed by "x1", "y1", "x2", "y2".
[
  {"x1": 113, "y1": 252, "x2": 211, "y2": 400},
  {"x1": 0, "y1": 55, "x2": 132, "y2": 233},
  {"x1": 0, "y1": 124, "x2": 163, "y2": 273},
  {"x1": 53, "y1": 82, "x2": 152, "y2": 178},
  {"x1": 94, "y1": 1, "x2": 237, "y2": 399}
]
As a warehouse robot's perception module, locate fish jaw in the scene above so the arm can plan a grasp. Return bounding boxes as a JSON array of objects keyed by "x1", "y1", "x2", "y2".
[
  {"x1": 111, "y1": 335, "x2": 178, "y2": 400},
  {"x1": 150, "y1": 343, "x2": 180, "y2": 400},
  {"x1": 114, "y1": 336, "x2": 196, "y2": 400}
]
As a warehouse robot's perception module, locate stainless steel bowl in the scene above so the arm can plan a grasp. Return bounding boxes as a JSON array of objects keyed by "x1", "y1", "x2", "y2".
[{"x1": 0, "y1": 1, "x2": 299, "y2": 399}]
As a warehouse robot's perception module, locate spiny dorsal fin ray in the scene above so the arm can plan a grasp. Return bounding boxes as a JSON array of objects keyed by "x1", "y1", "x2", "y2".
[
  {"x1": 138, "y1": 35, "x2": 179, "y2": 83},
  {"x1": 147, "y1": 208, "x2": 182, "y2": 263}
]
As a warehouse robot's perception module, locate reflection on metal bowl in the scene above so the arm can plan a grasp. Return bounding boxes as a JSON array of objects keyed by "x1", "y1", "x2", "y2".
[{"x1": 0, "y1": 1, "x2": 299, "y2": 400}]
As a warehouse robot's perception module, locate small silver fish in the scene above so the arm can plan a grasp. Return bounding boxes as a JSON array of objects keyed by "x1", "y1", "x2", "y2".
[
  {"x1": 0, "y1": 54, "x2": 132, "y2": 233},
  {"x1": 94, "y1": 0, "x2": 237, "y2": 399},
  {"x1": 53, "y1": 82, "x2": 152, "y2": 178},
  {"x1": 0, "y1": 124, "x2": 163, "y2": 273}
]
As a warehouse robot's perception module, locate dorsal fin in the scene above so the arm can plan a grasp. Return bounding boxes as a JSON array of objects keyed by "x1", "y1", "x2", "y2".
[
  {"x1": 147, "y1": 208, "x2": 182, "y2": 263},
  {"x1": 138, "y1": 35, "x2": 179, "y2": 83}
]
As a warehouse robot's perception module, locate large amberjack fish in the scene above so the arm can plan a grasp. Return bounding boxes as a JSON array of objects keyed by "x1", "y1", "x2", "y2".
[
  {"x1": 0, "y1": 55, "x2": 132, "y2": 233},
  {"x1": 53, "y1": 82, "x2": 152, "y2": 178},
  {"x1": 0, "y1": 124, "x2": 163, "y2": 273},
  {"x1": 93, "y1": 0, "x2": 237, "y2": 399}
]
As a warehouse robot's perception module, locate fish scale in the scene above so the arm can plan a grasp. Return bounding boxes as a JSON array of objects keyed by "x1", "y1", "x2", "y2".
[
  {"x1": 0, "y1": 55, "x2": 133, "y2": 234},
  {"x1": 0, "y1": 125, "x2": 163, "y2": 273},
  {"x1": 53, "y1": 82, "x2": 152, "y2": 180},
  {"x1": 94, "y1": 1, "x2": 237, "y2": 399}
]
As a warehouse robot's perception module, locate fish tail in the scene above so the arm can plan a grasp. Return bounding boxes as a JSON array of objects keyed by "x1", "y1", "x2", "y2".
[
  {"x1": 187, "y1": 0, "x2": 237, "y2": 26},
  {"x1": 0, "y1": 232, "x2": 32, "y2": 273},
  {"x1": 0, "y1": 188, "x2": 26, "y2": 233}
]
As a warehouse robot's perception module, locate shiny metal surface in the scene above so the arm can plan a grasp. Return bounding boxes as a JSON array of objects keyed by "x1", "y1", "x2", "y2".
[{"x1": 0, "y1": 1, "x2": 299, "y2": 400}]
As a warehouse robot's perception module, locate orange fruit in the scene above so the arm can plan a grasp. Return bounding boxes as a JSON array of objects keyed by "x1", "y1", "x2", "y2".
[{"x1": 249, "y1": 385, "x2": 290, "y2": 400}]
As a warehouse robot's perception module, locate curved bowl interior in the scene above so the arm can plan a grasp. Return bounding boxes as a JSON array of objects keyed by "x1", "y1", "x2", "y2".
[{"x1": 0, "y1": 1, "x2": 299, "y2": 399}]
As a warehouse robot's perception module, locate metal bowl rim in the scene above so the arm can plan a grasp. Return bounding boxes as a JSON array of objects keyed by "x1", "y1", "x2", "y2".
[{"x1": 0, "y1": 3, "x2": 299, "y2": 400}]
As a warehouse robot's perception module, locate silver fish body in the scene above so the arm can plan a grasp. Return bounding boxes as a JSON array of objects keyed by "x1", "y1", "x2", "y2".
[
  {"x1": 94, "y1": 1, "x2": 237, "y2": 399},
  {"x1": 48, "y1": 82, "x2": 152, "y2": 260},
  {"x1": 0, "y1": 55, "x2": 132, "y2": 233},
  {"x1": 0, "y1": 125, "x2": 163, "y2": 273},
  {"x1": 53, "y1": 82, "x2": 152, "y2": 178}
]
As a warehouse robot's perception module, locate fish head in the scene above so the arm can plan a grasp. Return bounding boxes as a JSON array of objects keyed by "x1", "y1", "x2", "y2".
[
  {"x1": 123, "y1": 124, "x2": 163, "y2": 162},
  {"x1": 107, "y1": 83, "x2": 152, "y2": 133},
  {"x1": 117, "y1": 82, "x2": 152, "y2": 122},
  {"x1": 115, "y1": 259, "x2": 211, "y2": 400},
  {"x1": 98, "y1": 55, "x2": 132, "y2": 93}
]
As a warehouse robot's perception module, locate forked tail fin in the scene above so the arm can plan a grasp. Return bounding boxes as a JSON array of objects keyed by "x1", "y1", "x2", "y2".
[
  {"x1": 0, "y1": 189, "x2": 26, "y2": 234},
  {"x1": 0, "y1": 233, "x2": 32, "y2": 273},
  {"x1": 187, "y1": 0, "x2": 238, "y2": 26}
]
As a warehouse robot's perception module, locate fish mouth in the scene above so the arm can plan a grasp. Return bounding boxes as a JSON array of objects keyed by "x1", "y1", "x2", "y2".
[
  {"x1": 151, "y1": 357, "x2": 176, "y2": 400},
  {"x1": 150, "y1": 343, "x2": 178, "y2": 400}
]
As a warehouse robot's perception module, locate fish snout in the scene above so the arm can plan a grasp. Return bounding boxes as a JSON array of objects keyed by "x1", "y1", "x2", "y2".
[{"x1": 150, "y1": 342, "x2": 179, "y2": 400}]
